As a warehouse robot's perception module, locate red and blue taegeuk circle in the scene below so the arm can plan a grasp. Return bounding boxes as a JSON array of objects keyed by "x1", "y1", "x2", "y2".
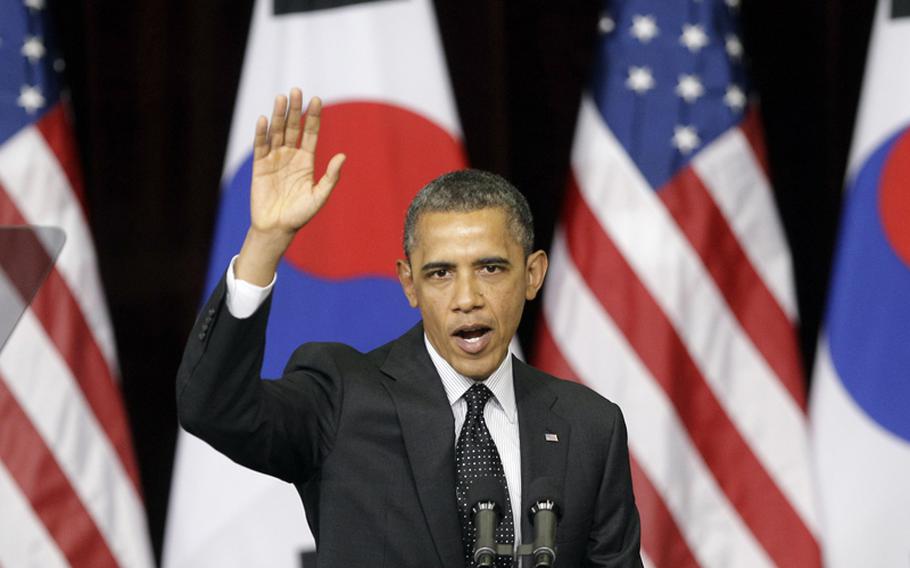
[
  {"x1": 204, "y1": 101, "x2": 466, "y2": 376},
  {"x1": 827, "y1": 124, "x2": 910, "y2": 442}
]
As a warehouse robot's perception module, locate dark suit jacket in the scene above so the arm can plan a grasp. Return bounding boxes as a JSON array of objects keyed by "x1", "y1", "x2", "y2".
[{"x1": 177, "y1": 278, "x2": 642, "y2": 567}]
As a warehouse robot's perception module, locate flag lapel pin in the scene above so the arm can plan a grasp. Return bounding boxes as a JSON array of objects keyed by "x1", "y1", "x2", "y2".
[{"x1": 545, "y1": 433, "x2": 559, "y2": 443}]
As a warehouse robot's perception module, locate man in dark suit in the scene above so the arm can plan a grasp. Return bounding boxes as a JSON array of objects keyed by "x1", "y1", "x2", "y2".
[{"x1": 177, "y1": 88, "x2": 642, "y2": 567}]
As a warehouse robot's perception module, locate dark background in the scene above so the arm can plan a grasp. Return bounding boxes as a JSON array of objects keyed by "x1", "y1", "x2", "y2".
[{"x1": 52, "y1": 0, "x2": 876, "y2": 562}]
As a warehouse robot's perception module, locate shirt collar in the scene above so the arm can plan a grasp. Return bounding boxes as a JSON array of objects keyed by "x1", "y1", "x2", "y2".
[{"x1": 423, "y1": 333, "x2": 517, "y2": 424}]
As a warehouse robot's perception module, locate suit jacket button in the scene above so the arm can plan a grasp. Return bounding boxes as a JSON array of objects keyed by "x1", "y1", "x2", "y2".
[
  {"x1": 208, "y1": 307, "x2": 216, "y2": 316},
  {"x1": 198, "y1": 332, "x2": 206, "y2": 340}
]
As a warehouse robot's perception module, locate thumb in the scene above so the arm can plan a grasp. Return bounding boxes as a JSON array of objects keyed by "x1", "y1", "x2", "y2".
[{"x1": 314, "y1": 153, "x2": 347, "y2": 199}]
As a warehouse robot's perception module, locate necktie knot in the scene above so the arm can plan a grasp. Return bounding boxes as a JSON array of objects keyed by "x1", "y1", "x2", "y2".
[{"x1": 464, "y1": 383, "x2": 493, "y2": 417}]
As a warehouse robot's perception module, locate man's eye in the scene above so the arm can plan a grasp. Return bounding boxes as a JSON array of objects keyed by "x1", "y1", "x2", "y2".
[
  {"x1": 481, "y1": 265, "x2": 502, "y2": 274},
  {"x1": 430, "y1": 269, "x2": 450, "y2": 279}
]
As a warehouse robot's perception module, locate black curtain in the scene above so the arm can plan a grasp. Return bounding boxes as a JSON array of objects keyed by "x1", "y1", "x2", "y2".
[{"x1": 53, "y1": 0, "x2": 875, "y2": 561}]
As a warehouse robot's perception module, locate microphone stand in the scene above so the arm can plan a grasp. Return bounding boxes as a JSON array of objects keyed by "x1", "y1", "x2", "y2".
[
  {"x1": 483, "y1": 498, "x2": 560, "y2": 567},
  {"x1": 470, "y1": 477, "x2": 560, "y2": 567}
]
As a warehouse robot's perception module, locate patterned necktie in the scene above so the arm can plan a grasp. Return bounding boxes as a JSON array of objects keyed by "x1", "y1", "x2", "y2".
[{"x1": 455, "y1": 383, "x2": 515, "y2": 567}]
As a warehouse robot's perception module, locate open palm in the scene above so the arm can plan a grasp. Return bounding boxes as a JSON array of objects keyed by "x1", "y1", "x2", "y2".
[{"x1": 250, "y1": 89, "x2": 346, "y2": 236}]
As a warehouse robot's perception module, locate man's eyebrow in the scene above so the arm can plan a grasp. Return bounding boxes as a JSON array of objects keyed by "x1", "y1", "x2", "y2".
[
  {"x1": 474, "y1": 257, "x2": 511, "y2": 267},
  {"x1": 420, "y1": 261, "x2": 456, "y2": 272}
]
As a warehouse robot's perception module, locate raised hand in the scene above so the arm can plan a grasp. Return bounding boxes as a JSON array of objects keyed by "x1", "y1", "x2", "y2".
[
  {"x1": 236, "y1": 88, "x2": 346, "y2": 285},
  {"x1": 251, "y1": 88, "x2": 345, "y2": 235}
]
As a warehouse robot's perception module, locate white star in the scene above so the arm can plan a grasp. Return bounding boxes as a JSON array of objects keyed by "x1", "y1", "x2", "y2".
[
  {"x1": 17, "y1": 85, "x2": 46, "y2": 114},
  {"x1": 630, "y1": 15, "x2": 659, "y2": 43},
  {"x1": 21, "y1": 36, "x2": 46, "y2": 64},
  {"x1": 599, "y1": 14, "x2": 615, "y2": 34},
  {"x1": 626, "y1": 66, "x2": 655, "y2": 94},
  {"x1": 680, "y1": 24, "x2": 709, "y2": 52},
  {"x1": 675, "y1": 74, "x2": 704, "y2": 103},
  {"x1": 726, "y1": 0, "x2": 741, "y2": 8},
  {"x1": 23, "y1": 0, "x2": 45, "y2": 9},
  {"x1": 724, "y1": 84, "x2": 747, "y2": 111},
  {"x1": 672, "y1": 125, "x2": 701, "y2": 154},
  {"x1": 726, "y1": 34, "x2": 743, "y2": 59}
]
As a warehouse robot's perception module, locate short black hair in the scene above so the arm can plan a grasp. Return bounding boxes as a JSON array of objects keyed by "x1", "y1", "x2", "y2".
[{"x1": 403, "y1": 169, "x2": 534, "y2": 258}]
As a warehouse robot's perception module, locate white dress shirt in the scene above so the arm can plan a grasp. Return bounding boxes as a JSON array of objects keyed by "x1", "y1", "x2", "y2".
[
  {"x1": 224, "y1": 256, "x2": 276, "y2": 319},
  {"x1": 224, "y1": 256, "x2": 524, "y2": 549}
]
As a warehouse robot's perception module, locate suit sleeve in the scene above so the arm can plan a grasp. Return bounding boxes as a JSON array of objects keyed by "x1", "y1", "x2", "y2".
[
  {"x1": 176, "y1": 276, "x2": 342, "y2": 484},
  {"x1": 586, "y1": 404, "x2": 644, "y2": 568}
]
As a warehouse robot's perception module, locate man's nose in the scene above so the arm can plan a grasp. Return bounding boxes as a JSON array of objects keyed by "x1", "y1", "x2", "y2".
[{"x1": 453, "y1": 273, "x2": 483, "y2": 312}]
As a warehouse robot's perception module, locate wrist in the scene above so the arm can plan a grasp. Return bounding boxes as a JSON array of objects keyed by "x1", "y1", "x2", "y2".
[
  {"x1": 235, "y1": 228, "x2": 293, "y2": 286},
  {"x1": 246, "y1": 226, "x2": 295, "y2": 252}
]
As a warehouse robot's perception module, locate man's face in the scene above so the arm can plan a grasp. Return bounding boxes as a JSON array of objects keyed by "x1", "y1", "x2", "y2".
[{"x1": 397, "y1": 207, "x2": 548, "y2": 380}]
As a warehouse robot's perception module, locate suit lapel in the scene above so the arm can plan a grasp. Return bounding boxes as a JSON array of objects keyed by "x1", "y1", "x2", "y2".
[
  {"x1": 514, "y1": 358, "x2": 570, "y2": 542},
  {"x1": 380, "y1": 324, "x2": 463, "y2": 568}
]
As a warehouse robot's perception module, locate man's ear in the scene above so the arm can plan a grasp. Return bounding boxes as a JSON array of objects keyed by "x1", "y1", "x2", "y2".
[
  {"x1": 396, "y1": 259, "x2": 419, "y2": 308},
  {"x1": 524, "y1": 250, "x2": 548, "y2": 301}
]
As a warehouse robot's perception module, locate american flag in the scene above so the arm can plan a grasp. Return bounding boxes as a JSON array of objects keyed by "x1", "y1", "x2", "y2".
[
  {"x1": 533, "y1": 0, "x2": 821, "y2": 566},
  {"x1": 0, "y1": 1, "x2": 153, "y2": 566}
]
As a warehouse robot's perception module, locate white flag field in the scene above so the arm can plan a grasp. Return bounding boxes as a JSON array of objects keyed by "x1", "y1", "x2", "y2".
[
  {"x1": 811, "y1": 1, "x2": 910, "y2": 566},
  {"x1": 163, "y1": 0, "x2": 466, "y2": 566}
]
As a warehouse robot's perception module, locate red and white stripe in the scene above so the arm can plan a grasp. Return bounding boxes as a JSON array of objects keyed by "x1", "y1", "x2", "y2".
[
  {"x1": 534, "y1": 96, "x2": 820, "y2": 567},
  {"x1": 0, "y1": 106, "x2": 153, "y2": 567},
  {"x1": 0, "y1": 460, "x2": 69, "y2": 568}
]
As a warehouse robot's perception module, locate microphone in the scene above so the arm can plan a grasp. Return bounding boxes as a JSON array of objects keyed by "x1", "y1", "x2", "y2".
[
  {"x1": 527, "y1": 478, "x2": 562, "y2": 568},
  {"x1": 468, "y1": 477, "x2": 507, "y2": 567}
]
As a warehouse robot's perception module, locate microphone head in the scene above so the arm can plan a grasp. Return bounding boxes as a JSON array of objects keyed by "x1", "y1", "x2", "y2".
[
  {"x1": 526, "y1": 477, "x2": 563, "y2": 523},
  {"x1": 468, "y1": 477, "x2": 507, "y2": 516}
]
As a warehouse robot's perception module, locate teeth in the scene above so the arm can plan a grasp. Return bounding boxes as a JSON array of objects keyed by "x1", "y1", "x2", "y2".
[{"x1": 463, "y1": 336, "x2": 481, "y2": 343}]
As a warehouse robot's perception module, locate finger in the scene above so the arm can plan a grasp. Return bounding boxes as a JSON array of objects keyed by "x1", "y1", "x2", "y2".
[
  {"x1": 253, "y1": 115, "x2": 269, "y2": 160},
  {"x1": 314, "y1": 153, "x2": 346, "y2": 199},
  {"x1": 268, "y1": 94, "x2": 288, "y2": 149},
  {"x1": 284, "y1": 88, "x2": 303, "y2": 148},
  {"x1": 300, "y1": 96, "x2": 323, "y2": 158}
]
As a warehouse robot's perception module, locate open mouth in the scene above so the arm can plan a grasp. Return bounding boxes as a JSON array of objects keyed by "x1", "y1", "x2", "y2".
[{"x1": 452, "y1": 324, "x2": 493, "y2": 354}]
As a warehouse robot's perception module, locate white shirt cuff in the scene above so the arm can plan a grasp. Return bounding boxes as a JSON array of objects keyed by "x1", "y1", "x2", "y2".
[{"x1": 225, "y1": 255, "x2": 276, "y2": 319}]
